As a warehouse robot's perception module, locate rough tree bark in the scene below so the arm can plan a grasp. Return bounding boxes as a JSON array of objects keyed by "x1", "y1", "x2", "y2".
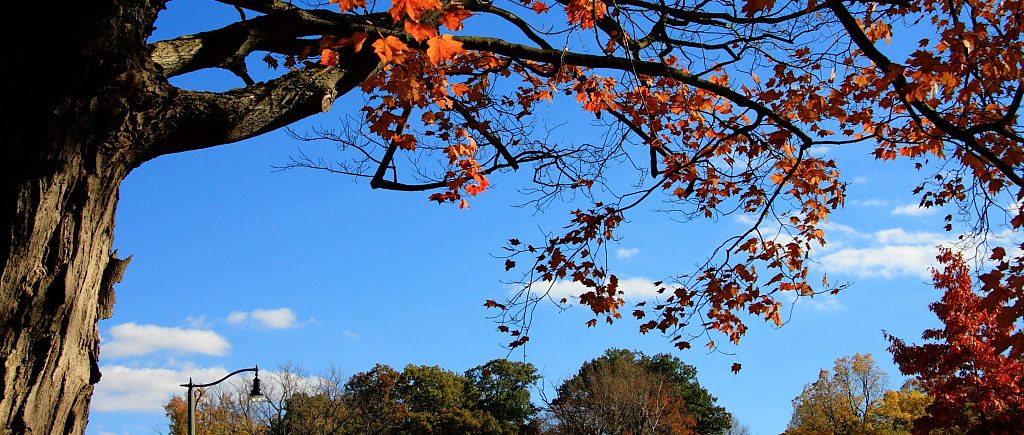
[{"x1": 0, "y1": 1, "x2": 377, "y2": 432}]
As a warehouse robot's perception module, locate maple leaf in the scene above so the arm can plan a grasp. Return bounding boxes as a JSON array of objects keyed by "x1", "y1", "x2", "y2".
[
  {"x1": 450, "y1": 83, "x2": 471, "y2": 97},
  {"x1": 372, "y1": 36, "x2": 411, "y2": 64},
  {"x1": 565, "y1": 0, "x2": 607, "y2": 29},
  {"x1": 404, "y1": 21, "x2": 437, "y2": 43},
  {"x1": 389, "y1": 0, "x2": 442, "y2": 22},
  {"x1": 483, "y1": 299, "x2": 507, "y2": 310},
  {"x1": 426, "y1": 34, "x2": 465, "y2": 65},
  {"x1": 440, "y1": 7, "x2": 473, "y2": 31},
  {"x1": 731, "y1": 363, "x2": 742, "y2": 373},
  {"x1": 346, "y1": 32, "x2": 368, "y2": 53},
  {"x1": 330, "y1": 0, "x2": 366, "y2": 12},
  {"x1": 320, "y1": 48, "x2": 339, "y2": 66},
  {"x1": 741, "y1": 0, "x2": 776, "y2": 17}
]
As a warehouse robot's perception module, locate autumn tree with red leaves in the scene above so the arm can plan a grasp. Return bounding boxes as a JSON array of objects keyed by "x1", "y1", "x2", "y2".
[
  {"x1": 3, "y1": 0, "x2": 1023, "y2": 432},
  {"x1": 887, "y1": 249, "x2": 1024, "y2": 433}
]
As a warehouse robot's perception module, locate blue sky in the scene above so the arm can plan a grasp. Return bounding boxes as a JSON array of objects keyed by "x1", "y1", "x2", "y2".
[{"x1": 85, "y1": 1, "x2": 983, "y2": 434}]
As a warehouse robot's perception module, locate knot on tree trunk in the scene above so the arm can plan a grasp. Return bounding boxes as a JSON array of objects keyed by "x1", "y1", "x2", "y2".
[{"x1": 98, "y1": 250, "x2": 132, "y2": 320}]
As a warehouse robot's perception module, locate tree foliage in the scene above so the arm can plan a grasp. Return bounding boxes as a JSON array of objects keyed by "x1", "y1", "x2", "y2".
[
  {"x1": 785, "y1": 353, "x2": 930, "y2": 435},
  {"x1": 5, "y1": 0, "x2": 1024, "y2": 430},
  {"x1": 887, "y1": 249, "x2": 1024, "y2": 433},
  {"x1": 165, "y1": 359, "x2": 539, "y2": 434},
  {"x1": 548, "y1": 349, "x2": 730, "y2": 435}
]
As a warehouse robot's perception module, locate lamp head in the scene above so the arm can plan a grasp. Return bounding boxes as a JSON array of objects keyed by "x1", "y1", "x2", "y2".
[{"x1": 248, "y1": 374, "x2": 265, "y2": 402}]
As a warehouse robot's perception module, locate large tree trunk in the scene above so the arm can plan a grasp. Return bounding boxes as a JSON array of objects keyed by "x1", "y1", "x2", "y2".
[
  {"x1": 1, "y1": 1, "x2": 161, "y2": 432},
  {"x1": 1, "y1": 0, "x2": 376, "y2": 430},
  {"x1": 0, "y1": 150, "x2": 131, "y2": 434}
]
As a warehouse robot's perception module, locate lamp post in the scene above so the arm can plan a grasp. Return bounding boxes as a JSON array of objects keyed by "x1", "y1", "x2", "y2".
[{"x1": 180, "y1": 366, "x2": 265, "y2": 435}]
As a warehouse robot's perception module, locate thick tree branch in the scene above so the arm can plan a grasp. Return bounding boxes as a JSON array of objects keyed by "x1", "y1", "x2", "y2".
[
  {"x1": 150, "y1": 9, "x2": 362, "y2": 77},
  {"x1": 145, "y1": 51, "x2": 379, "y2": 160},
  {"x1": 456, "y1": 36, "x2": 815, "y2": 146},
  {"x1": 826, "y1": 0, "x2": 1024, "y2": 190}
]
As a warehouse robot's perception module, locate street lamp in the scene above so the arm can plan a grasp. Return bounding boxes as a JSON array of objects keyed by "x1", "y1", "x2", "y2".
[{"x1": 180, "y1": 366, "x2": 265, "y2": 435}]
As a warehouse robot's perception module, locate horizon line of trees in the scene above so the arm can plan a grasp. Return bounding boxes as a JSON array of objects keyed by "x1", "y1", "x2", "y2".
[{"x1": 164, "y1": 349, "x2": 742, "y2": 435}]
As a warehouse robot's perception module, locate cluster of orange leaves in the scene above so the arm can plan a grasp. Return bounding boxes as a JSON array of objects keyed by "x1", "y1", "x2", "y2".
[
  {"x1": 314, "y1": 0, "x2": 1024, "y2": 364},
  {"x1": 324, "y1": 0, "x2": 486, "y2": 206}
]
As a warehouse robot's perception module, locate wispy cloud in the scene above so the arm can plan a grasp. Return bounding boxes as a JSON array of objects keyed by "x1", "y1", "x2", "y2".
[
  {"x1": 851, "y1": 198, "x2": 887, "y2": 207},
  {"x1": 783, "y1": 292, "x2": 845, "y2": 311},
  {"x1": 227, "y1": 308, "x2": 298, "y2": 329},
  {"x1": 102, "y1": 323, "x2": 230, "y2": 359},
  {"x1": 616, "y1": 248, "x2": 640, "y2": 259},
  {"x1": 93, "y1": 365, "x2": 327, "y2": 413},
  {"x1": 891, "y1": 203, "x2": 937, "y2": 216},
  {"x1": 813, "y1": 222, "x2": 954, "y2": 280},
  {"x1": 873, "y1": 228, "x2": 947, "y2": 245},
  {"x1": 820, "y1": 245, "x2": 939, "y2": 279},
  {"x1": 536, "y1": 277, "x2": 663, "y2": 301},
  {"x1": 93, "y1": 365, "x2": 228, "y2": 412}
]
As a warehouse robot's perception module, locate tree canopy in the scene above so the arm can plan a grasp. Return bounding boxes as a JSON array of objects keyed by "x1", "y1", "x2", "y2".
[
  {"x1": 165, "y1": 359, "x2": 541, "y2": 434},
  {"x1": 887, "y1": 249, "x2": 1024, "y2": 433},
  {"x1": 785, "y1": 354, "x2": 929, "y2": 435},
  {"x1": 3, "y1": 0, "x2": 1023, "y2": 431},
  {"x1": 548, "y1": 348, "x2": 731, "y2": 434}
]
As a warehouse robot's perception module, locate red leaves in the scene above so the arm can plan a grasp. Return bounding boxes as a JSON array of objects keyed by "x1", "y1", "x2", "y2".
[
  {"x1": 484, "y1": 300, "x2": 507, "y2": 310},
  {"x1": 404, "y1": 21, "x2": 437, "y2": 43},
  {"x1": 730, "y1": 363, "x2": 742, "y2": 374},
  {"x1": 440, "y1": 7, "x2": 473, "y2": 31},
  {"x1": 329, "y1": 0, "x2": 366, "y2": 12},
  {"x1": 740, "y1": 0, "x2": 775, "y2": 17},
  {"x1": 565, "y1": 0, "x2": 607, "y2": 29},
  {"x1": 426, "y1": 35, "x2": 465, "y2": 65},
  {"x1": 372, "y1": 36, "x2": 411, "y2": 64},
  {"x1": 389, "y1": 0, "x2": 442, "y2": 22},
  {"x1": 888, "y1": 249, "x2": 1024, "y2": 432}
]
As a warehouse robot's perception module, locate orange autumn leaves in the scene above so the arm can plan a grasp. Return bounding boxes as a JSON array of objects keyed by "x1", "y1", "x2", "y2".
[
  {"x1": 321, "y1": 0, "x2": 468, "y2": 66},
  {"x1": 323, "y1": 0, "x2": 479, "y2": 206}
]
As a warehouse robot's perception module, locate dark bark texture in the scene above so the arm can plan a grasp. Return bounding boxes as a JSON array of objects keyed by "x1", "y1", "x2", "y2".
[{"x1": 0, "y1": 1, "x2": 377, "y2": 432}]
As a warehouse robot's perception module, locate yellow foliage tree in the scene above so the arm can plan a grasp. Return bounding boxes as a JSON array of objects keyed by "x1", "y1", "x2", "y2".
[{"x1": 785, "y1": 354, "x2": 930, "y2": 435}]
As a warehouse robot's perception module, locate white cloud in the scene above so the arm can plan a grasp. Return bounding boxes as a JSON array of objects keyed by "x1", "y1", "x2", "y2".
[
  {"x1": 809, "y1": 145, "x2": 832, "y2": 156},
  {"x1": 616, "y1": 248, "x2": 640, "y2": 259},
  {"x1": 852, "y1": 198, "x2": 887, "y2": 207},
  {"x1": 538, "y1": 277, "x2": 663, "y2": 301},
  {"x1": 734, "y1": 214, "x2": 758, "y2": 225},
  {"x1": 228, "y1": 308, "x2": 298, "y2": 329},
  {"x1": 251, "y1": 308, "x2": 297, "y2": 329},
  {"x1": 227, "y1": 311, "x2": 248, "y2": 324},
  {"x1": 874, "y1": 228, "x2": 947, "y2": 245},
  {"x1": 820, "y1": 221, "x2": 864, "y2": 238},
  {"x1": 93, "y1": 365, "x2": 325, "y2": 413},
  {"x1": 92, "y1": 365, "x2": 228, "y2": 412},
  {"x1": 852, "y1": 176, "x2": 868, "y2": 184},
  {"x1": 891, "y1": 203, "x2": 937, "y2": 216},
  {"x1": 820, "y1": 245, "x2": 939, "y2": 279},
  {"x1": 102, "y1": 323, "x2": 230, "y2": 359},
  {"x1": 185, "y1": 315, "x2": 209, "y2": 328}
]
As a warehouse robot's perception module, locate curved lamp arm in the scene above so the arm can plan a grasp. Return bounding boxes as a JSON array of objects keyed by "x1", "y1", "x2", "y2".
[
  {"x1": 180, "y1": 365, "x2": 263, "y2": 435},
  {"x1": 180, "y1": 366, "x2": 259, "y2": 388}
]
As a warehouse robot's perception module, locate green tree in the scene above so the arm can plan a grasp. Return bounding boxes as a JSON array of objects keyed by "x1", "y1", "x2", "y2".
[
  {"x1": 344, "y1": 364, "x2": 408, "y2": 434},
  {"x1": 465, "y1": 359, "x2": 542, "y2": 428},
  {"x1": 550, "y1": 349, "x2": 730, "y2": 435}
]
